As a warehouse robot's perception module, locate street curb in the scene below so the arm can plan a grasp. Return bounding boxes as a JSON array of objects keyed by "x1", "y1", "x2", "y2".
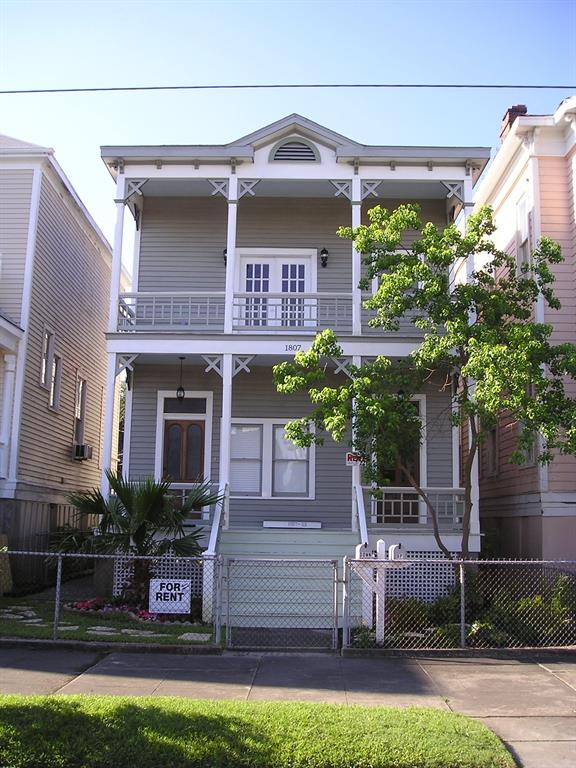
[
  {"x1": 0, "y1": 638, "x2": 222, "y2": 654},
  {"x1": 341, "y1": 646, "x2": 576, "y2": 660}
]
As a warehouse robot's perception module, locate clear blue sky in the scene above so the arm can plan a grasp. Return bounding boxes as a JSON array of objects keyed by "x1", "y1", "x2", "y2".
[{"x1": 1, "y1": 0, "x2": 574, "y2": 246}]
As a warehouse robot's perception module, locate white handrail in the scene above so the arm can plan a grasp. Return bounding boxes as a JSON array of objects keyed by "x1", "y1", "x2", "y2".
[
  {"x1": 354, "y1": 483, "x2": 369, "y2": 547},
  {"x1": 205, "y1": 483, "x2": 228, "y2": 556}
]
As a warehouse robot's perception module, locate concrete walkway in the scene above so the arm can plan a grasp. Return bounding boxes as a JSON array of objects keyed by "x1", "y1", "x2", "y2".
[{"x1": 0, "y1": 648, "x2": 575, "y2": 768}]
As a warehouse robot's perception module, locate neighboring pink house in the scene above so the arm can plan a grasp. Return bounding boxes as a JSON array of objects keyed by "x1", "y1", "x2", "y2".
[{"x1": 473, "y1": 97, "x2": 576, "y2": 558}]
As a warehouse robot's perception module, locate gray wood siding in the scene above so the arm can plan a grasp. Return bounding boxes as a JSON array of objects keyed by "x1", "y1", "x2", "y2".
[
  {"x1": 17, "y1": 172, "x2": 111, "y2": 493},
  {"x1": 138, "y1": 197, "x2": 227, "y2": 292},
  {"x1": 128, "y1": 364, "x2": 454, "y2": 530},
  {"x1": 0, "y1": 169, "x2": 33, "y2": 324},
  {"x1": 237, "y1": 197, "x2": 352, "y2": 293}
]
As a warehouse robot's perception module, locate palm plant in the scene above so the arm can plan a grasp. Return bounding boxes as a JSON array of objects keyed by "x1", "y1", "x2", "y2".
[{"x1": 65, "y1": 471, "x2": 224, "y2": 606}]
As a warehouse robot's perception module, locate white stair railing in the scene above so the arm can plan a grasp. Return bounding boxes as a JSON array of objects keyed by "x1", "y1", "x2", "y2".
[
  {"x1": 354, "y1": 483, "x2": 369, "y2": 547},
  {"x1": 206, "y1": 483, "x2": 228, "y2": 556}
]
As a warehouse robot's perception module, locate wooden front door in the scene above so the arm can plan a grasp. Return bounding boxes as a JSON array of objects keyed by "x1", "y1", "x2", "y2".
[{"x1": 163, "y1": 420, "x2": 205, "y2": 483}]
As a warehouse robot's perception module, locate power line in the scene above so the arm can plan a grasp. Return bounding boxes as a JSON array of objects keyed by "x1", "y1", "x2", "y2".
[{"x1": 1, "y1": 82, "x2": 574, "y2": 95}]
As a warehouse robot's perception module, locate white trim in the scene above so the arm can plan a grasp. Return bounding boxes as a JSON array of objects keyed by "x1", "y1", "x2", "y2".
[
  {"x1": 122, "y1": 381, "x2": 133, "y2": 479},
  {"x1": 39, "y1": 324, "x2": 55, "y2": 389},
  {"x1": 100, "y1": 353, "x2": 117, "y2": 494},
  {"x1": 235, "y1": 247, "x2": 318, "y2": 294},
  {"x1": 224, "y1": 177, "x2": 238, "y2": 334},
  {"x1": 229, "y1": 417, "x2": 315, "y2": 500},
  {"x1": 47, "y1": 351, "x2": 62, "y2": 411},
  {"x1": 131, "y1": 211, "x2": 142, "y2": 292},
  {"x1": 107, "y1": 337, "x2": 421, "y2": 358},
  {"x1": 107, "y1": 175, "x2": 126, "y2": 333},
  {"x1": 153, "y1": 389, "x2": 213, "y2": 483},
  {"x1": 8, "y1": 167, "x2": 42, "y2": 481}
]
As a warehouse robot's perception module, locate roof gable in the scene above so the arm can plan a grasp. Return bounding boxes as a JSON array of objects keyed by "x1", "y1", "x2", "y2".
[
  {"x1": 230, "y1": 114, "x2": 363, "y2": 150},
  {"x1": 0, "y1": 133, "x2": 52, "y2": 153}
]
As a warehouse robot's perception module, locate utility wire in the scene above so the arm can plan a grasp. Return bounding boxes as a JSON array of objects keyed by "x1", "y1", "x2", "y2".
[{"x1": 1, "y1": 82, "x2": 575, "y2": 95}]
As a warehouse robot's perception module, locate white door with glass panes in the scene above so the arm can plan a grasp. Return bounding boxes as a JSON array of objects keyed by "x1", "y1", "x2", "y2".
[{"x1": 236, "y1": 249, "x2": 316, "y2": 329}]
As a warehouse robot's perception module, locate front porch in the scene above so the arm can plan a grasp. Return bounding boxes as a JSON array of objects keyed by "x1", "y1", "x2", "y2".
[{"x1": 105, "y1": 353, "x2": 477, "y2": 557}]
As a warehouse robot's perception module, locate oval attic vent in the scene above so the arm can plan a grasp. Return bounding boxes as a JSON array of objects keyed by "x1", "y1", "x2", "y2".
[{"x1": 273, "y1": 141, "x2": 317, "y2": 161}]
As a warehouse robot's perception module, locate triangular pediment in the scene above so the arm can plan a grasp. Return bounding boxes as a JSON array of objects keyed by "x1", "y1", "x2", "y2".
[{"x1": 229, "y1": 114, "x2": 362, "y2": 151}]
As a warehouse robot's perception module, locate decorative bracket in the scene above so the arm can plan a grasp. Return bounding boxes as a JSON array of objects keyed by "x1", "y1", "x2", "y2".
[
  {"x1": 233, "y1": 355, "x2": 254, "y2": 377},
  {"x1": 238, "y1": 180, "x2": 260, "y2": 199},
  {"x1": 202, "y1": 355, "x2": 223, "y2": 377},
  {"x1": 441, "y1": 181, "x2": 464, "y2": 203},
  {"x1": 208, "y1": 179, "x2": 229, "y2": 199},
  {"x1": 115, "y1": 179, "x2": 148, "y2": 205},
  {"x1": 361, "y1": 181, "x2": 381, "y2": 200},
  {"x1": 117, "y1": 354, "x2": 138, "y2": 376},
  {"x1": 330, "y1": 180, "x2": 352, "y2": 200},
  {"x1": 331, "y1": 357, "x2": 354, "y2": 379}
]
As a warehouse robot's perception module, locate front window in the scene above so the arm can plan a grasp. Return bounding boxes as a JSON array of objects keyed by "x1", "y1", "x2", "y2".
[
  {"x1": 230, "y1": 420, "x2": 312, "y2": 498},
  {"x1": 49, "y1": 354, "x2": 62, "y2": 410},
  {"x1": 74, "y1": 378, "x2": 87, "y2": 444},
  {"x1": 40, "y1": 329, "x2": 54, "y2": 387}
]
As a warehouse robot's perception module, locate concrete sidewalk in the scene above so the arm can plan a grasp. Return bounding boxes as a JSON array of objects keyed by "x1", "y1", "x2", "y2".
[{"x1": 1, "y1": 648, "x2": 575, "y2": 768}]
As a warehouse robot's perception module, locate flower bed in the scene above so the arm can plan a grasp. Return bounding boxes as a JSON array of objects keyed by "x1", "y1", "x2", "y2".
[{"x1": 66, "y1": 598, "x2": 200, "y2": 626}]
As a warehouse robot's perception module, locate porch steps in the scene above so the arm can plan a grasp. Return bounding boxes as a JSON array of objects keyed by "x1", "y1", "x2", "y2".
[{"x1": 218, "y1": 528, "x2": 360, "y2": 561}]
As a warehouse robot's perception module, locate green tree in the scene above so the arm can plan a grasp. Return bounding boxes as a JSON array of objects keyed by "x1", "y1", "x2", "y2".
[{"x1": 273, "y1": 205, "x2": 576, "y2": 558}]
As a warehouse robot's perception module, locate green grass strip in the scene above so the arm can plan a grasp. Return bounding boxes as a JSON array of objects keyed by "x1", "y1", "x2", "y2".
[{"x1": 0, "y1": 695, "x2": 515, "y2": 768}]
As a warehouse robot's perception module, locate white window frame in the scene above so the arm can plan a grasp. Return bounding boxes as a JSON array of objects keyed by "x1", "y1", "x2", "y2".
[
  {"x1": 516, "y1": 194, "x2": 531, "y2": 273},
  {"x1": 230, "y1": 417, "x2": 315, "y2": 500},
  {"x1": 40, "y1": 326, "x2": 55, "y2": 389},
  {"x1": 48, "y1": 352, "x2": 62, "y2": 411},
  {"x1": 74, "y1": 375, "x2": 87, "y2": 445},
  {"x1": 154, "y1": 390, "x2": 213, "y2": 484}
]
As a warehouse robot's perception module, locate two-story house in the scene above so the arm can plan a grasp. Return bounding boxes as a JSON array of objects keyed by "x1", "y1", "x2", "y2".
[
  {"x1": 473, "y1": 98, "x2": 576, "y2": 559},
  {"x1": 100, "y1": 114, "x2": 490, "y2": 562},
  {"x1": 0, "y1": 134, "x2": 113, "y2": 553}
]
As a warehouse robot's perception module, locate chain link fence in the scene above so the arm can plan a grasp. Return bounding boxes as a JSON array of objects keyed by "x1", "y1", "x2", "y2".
[
  {"x1": 343, "y1": 558, "x2": 576, "y2": 650},
  {"x1": 225, "y1": 558, "x2": 339, "y2": 649},
  {"x1": 2, "y1": 550, "x2": 576, "y2": 651},
  {"x1": 0, "y1": 550, "x2": 219, "y2": 647}
]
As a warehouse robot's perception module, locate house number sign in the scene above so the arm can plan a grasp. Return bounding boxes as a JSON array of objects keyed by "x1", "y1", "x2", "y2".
[{"x1": 149, "y1": 579, "x2": 192, "y2": 614}]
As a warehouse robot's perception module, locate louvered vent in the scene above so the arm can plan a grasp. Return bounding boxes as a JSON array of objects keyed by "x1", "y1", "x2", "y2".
[{"x1": 273, "y1": 141, "x2": 317, "y2": 162}]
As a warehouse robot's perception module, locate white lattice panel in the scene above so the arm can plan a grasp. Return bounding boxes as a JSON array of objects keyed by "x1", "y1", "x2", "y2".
[{"x1": 112, "y1": 556, "x2": 204, "y2": 598}]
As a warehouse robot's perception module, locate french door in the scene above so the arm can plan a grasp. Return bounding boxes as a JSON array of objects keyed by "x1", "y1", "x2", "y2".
[{"x1": 239, "y1": 256, "x2": 311, "y2": 328}]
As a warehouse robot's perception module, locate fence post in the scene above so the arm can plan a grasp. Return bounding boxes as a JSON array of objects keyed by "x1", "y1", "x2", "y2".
[
  {"x1": 214, "y1": 556, "x2": 222, "y2": 647},
  {"x1": 342, "y1": 557, "x2": 349, "y2": 649},
  {"x1": 332, "y1": 559, "x2": 339, "y2": 650},
  {"x1": 459, "y1": 561, "x2": 466, "y2": 649},
  {"x1": 52, "y1": 554, "x2": 63, "y2": 641},
  {"x1": 225, "y1": 559, "x2": 232, "y2": 649}
]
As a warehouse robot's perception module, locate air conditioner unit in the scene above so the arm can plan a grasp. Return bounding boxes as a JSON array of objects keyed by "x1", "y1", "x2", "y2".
[{"x1": 74, "y1": 444, "x2": 93, "y2": 461}]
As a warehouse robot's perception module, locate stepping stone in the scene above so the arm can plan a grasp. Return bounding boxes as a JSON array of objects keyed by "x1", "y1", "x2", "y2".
[
  {"x1": 21, "y1": 618, "x2": 44, "y2": 624},
  {"x1": 121, "y1": 629, "x2": 160, "y2": 636},
  {"x1": 178, "y1": 632, "x2": 212, "y2": 642},
  {"x1": 91, "y1": 626, "x2": 117, "y2": 631},
  {"x1": 0, "y1": 613, "x2": 24, "y2": 620},
  {"x1": 87, "y1": 629, "x2": 116, "y2": 635},
  {"x1": 58, "y1": 625, "x2": 80, "y2": 631}
]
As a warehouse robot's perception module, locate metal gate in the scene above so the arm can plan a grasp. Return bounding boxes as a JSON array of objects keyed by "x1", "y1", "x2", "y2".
[{"x1": 224, "y1": 558, "x2": 339, "y2": 649}]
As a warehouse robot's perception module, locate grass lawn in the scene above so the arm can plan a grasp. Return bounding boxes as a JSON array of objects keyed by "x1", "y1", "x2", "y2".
[
  {"x1": 0, "y1": 696, "x2": 515, "y2": 768},
  {"x1": 0, "y1": 599, "x2": 212, "y2": 645}
]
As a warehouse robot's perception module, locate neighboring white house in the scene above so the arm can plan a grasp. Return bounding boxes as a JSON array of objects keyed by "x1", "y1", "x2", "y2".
[
  {"x1": 100, "y1": 114, "x2": 490, "y2": 561},
  {"x1": 0, "y1": 134, "x2": 113, "y2": 550},
  {"x1": 473, "y1": 98, "x2": 576, "y2": 559}
]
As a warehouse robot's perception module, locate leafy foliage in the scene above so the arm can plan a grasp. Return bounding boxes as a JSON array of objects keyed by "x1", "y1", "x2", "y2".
[{"x1": 274, "y1": 204, "x2": 576, "y2": 556}]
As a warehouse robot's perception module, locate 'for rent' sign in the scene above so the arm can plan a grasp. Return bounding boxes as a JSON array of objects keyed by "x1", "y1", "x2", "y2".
[{"x1": 149, "y1": 579, "x2": 192, "y2": 614}]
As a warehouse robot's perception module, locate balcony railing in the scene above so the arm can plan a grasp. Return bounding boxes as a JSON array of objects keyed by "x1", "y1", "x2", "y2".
[
  {"x1": 118, "y1": 293, "x2": 226, "y2": 332},
  {"x1": 363, "y1": 486, "x2": 465, "y2": 530},
  {"x1": 232, "y1": 292, "x2": 353, "y2": 333},
  {"x1": 117, "y1": 292, "x2": 353, "y2": 334}
]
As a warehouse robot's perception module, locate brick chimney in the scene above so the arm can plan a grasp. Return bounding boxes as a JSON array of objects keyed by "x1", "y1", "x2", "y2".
[{"x1": 499, "y1": 105, "x2": 528, "y2": 142}]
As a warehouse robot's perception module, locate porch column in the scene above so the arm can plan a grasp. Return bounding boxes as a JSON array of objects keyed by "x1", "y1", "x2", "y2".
[
  {"x1": 351, "y1": 177, "x2": 362, "y2": 336},
  {"x1": 224, "y1": 177, "x2": 238, "y2": 334},
  {"x1": 351, "y1": 354, "x2": 362, "y2": 530},
  {"x1": 107, "y1": 175, "x2": 126, "y2": 333},
  {"x1": 0, "y1": 354, "x2": 16, "y2": 479},
  {"x1": 101, "y1": 352, "x2": 118, "y2": 495},
  {"x1": 219, "y1": 353, "x2": 233, "y2": 528}
]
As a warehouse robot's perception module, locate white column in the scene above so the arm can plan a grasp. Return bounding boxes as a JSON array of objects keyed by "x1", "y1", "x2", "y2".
[
  {"x1": 107, "y1": 175, "x2": 126, "y2": 333},
  {"x1": 121, "y1": 383, "x2": 133, "y2": 480},
  {"x1": 0, "y1": 354, "x2": 17, "y2": 479},
  {"x1": 101, "y1": 353, "x2": 118, "y2": 495},
  {"x1": 351, "y1": 354, "x2": 362, "y2": 530},
  {"x1": 224, "y1": 177, "x2": 238, "y2": 334},
  {"x1": 351, "y1": 177, "x2": 362, "y2": 336},
  {"x1": 219, "y1": 354, "x2": 233, "y2": 528}
]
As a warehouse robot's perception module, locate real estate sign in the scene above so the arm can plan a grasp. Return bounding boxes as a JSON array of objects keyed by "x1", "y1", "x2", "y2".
[{"x1": 149, "y1": 579, "x2": 192, "y2": 614}]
